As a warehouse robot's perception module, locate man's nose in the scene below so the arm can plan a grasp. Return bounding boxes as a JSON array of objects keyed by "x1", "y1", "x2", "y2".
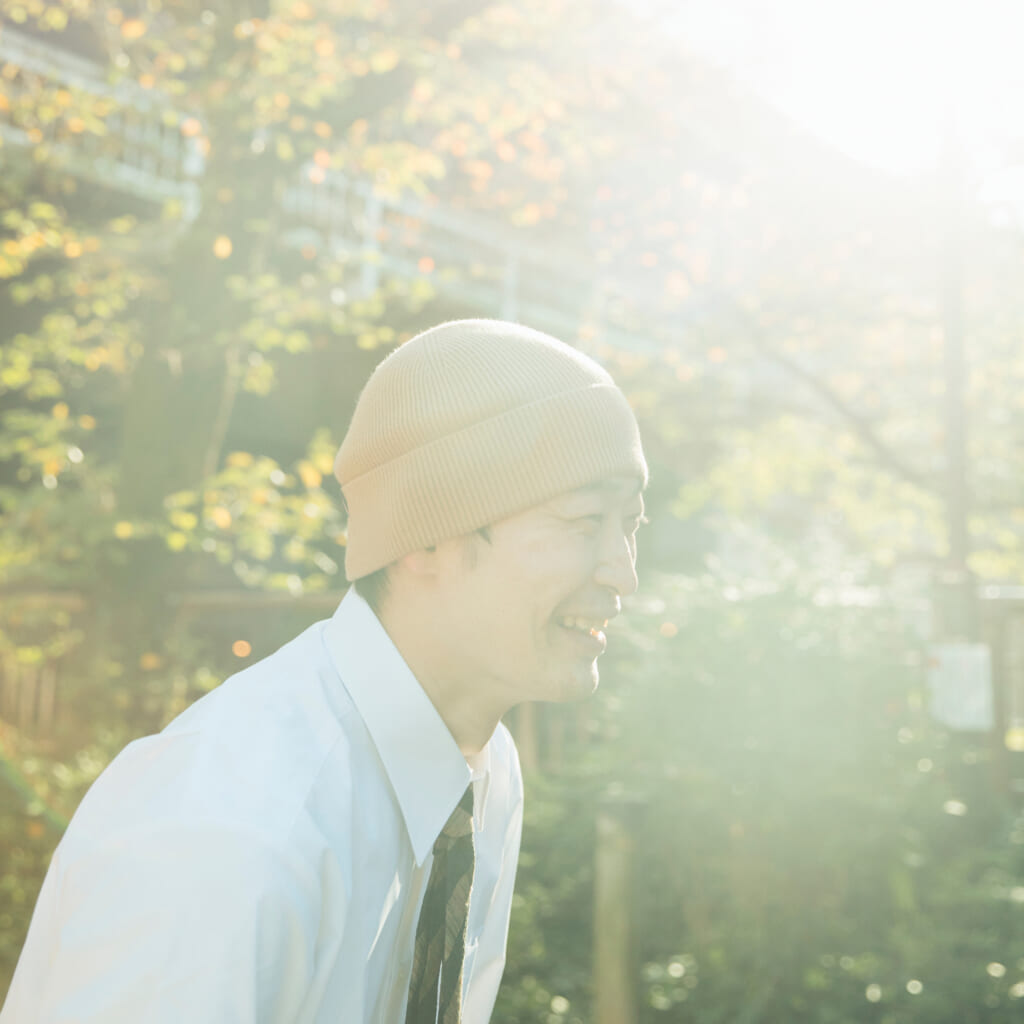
[{"x1": 594, "y1": 528, "x2": 639, "y2": 598}]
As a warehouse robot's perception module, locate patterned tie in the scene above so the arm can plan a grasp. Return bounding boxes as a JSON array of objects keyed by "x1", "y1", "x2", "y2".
[{"x1": 405, "y1": 785, "x2": 476, "y2": 1024}]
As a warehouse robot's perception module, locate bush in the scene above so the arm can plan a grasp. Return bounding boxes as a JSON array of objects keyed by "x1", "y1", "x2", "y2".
[{"x1": 494, "y1": 570, "x2": 1024, "y2": 1024}]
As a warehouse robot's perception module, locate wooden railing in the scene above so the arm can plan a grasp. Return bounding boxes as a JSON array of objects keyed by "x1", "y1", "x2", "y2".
[
  {"x1": 0, "y1": 24, "x2": 204, "y2": 212},
  {"x1": 0, "y1": 23, "x2": 667, "y2": 353}
]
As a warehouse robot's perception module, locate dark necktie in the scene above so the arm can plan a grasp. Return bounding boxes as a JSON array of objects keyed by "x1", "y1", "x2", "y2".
[{"x1": 405, "y1": 785, "x2": 476, "y2": 1024}]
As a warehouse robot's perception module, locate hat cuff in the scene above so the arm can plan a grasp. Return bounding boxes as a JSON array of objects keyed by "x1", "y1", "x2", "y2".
[{"x1": 342, "y1": 383, "x2": 647, "y2": 580}]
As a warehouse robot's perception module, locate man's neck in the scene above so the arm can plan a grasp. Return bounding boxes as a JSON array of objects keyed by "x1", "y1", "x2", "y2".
[{"x1": 375, "y1": 599, "x2": 506, "y2": 757}]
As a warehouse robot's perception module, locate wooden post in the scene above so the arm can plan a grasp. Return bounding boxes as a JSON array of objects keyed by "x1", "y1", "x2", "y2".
[
  {"x1": 38, "y1": 663, "x2": 57, "y2": 738},
  {"x1": 17, "y1": 664, "x2": 36, "y2": 732},
  {"x1": 1, "y1": 652, "x2": 16, "y2": 720},
  {"x1": 593, "y1": 795, "x2": 645, "y2": 1024},
  {"x1": 938, "y1": 103, "x2": 978, "y2": 644}
]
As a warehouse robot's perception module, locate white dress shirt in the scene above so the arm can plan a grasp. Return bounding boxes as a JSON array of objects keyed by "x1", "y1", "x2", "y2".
[{"x1": 2, "y1": 587, "x2": 524, "y2": 1023}]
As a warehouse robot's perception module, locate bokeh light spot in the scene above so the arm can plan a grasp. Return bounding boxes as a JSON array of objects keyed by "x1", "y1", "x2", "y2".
[
  {"x1": 209, "y1": 506, "x2": 232, "y2": 529},
  {"x1": 120, "y1": 18, "x2": 147, "y2": 39}
]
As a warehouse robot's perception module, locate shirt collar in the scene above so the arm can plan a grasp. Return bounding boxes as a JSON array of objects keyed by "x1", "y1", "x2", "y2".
[{"x1": 323, "y1": 587, "x2": 492, "y2": 864}]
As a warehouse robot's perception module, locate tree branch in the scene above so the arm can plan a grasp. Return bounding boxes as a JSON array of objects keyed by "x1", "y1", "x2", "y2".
[{"x1": 721, "y1": 300, "x2": 939, "y2": 498}]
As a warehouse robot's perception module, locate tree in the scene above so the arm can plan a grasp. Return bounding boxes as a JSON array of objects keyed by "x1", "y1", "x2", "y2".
[{"x1": 4, "y1": 0, "x2": 1024, "y2": 1012}]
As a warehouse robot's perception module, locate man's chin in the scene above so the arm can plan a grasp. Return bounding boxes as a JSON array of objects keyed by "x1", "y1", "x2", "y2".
[{"x1": 558, "y1": 666, "x2": 600, "y2": 703}]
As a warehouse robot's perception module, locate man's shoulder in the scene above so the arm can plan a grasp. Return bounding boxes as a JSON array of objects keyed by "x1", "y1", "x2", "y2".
[{"x1": 63, "y1": 618, "x2": 365, "y2": 858}]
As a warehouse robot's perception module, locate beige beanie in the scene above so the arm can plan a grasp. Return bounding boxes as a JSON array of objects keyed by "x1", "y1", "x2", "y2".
[{"x1": 334, "y1": 319, "x2": 648, "y2": 581}]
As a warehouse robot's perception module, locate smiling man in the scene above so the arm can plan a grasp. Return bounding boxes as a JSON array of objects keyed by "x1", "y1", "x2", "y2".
[{"x1": 2, "y1": 319, "x2": 648, "y2": 1024}]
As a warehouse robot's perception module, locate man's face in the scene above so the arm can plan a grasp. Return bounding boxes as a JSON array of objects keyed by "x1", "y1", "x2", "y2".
[{"x1": 434, "y1": 474, "x2": 646, "y2": 708}]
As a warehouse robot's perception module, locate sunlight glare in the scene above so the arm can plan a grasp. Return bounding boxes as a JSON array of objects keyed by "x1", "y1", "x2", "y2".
[{"x1": 668, "y1": 0, "x2": 1024, "y2": 181}]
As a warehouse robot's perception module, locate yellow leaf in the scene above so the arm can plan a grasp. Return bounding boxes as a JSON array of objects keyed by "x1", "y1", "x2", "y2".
[
  {"x1": 121, "y1": 19, "x2": 147, "y2": 39},
  {"x1": 298, "y1": 462, "x2": 322, "y2": 489},
  {"x1": 209, "y1": 506, "x2": 232, "y2": 529},
  {"x1": 43, "y1": 7, "x2": 68, "y2": 29},
  {"x1": 370, "y1": 49, "x2": 399, "y2": 73},
  {"x1": 114, "y1": 521, "x2": 134, "y2": 539},
  {"x1": 312, "y1": 454, "x2": 334, "y2": 475}
]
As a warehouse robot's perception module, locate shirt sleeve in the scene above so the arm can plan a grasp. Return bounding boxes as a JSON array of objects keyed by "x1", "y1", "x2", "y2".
[{"x1": 26, "y1": 821, "x2": 326, "y2": 1024}]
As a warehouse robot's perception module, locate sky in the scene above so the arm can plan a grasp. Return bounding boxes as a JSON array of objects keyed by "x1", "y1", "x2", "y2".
[{"x1": 649, "y1": 0, "x2": 1024, "y2": 194}]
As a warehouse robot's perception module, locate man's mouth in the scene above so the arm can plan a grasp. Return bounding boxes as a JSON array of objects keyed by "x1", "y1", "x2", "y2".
[{"x1": 556, "y1": 616, "x2": 609, "y2": 644}]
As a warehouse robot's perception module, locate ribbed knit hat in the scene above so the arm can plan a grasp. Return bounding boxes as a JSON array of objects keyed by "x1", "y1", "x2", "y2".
[{"x1": 334, "y1": 319, "x2": 648, "y2": 581}]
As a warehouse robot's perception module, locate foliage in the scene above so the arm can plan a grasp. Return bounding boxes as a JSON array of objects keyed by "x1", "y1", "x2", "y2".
[{"x1": 3, "y1": 0, "x2": 1024, "y2": 1017}]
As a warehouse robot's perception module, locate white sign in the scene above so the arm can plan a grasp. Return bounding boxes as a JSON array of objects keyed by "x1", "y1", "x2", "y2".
[{"x1": 927, "y1": 642, "x2": 993, "y2": 732}]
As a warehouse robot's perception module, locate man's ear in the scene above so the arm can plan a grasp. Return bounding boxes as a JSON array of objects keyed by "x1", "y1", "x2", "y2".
[{"x1": 396, "y1": 544, "x2": 440, "y2": 578}]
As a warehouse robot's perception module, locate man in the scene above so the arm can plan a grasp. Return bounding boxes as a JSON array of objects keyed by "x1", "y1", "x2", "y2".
[{"x1": 3, "y1": 318, "x2": 648, "y2": 1023}]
